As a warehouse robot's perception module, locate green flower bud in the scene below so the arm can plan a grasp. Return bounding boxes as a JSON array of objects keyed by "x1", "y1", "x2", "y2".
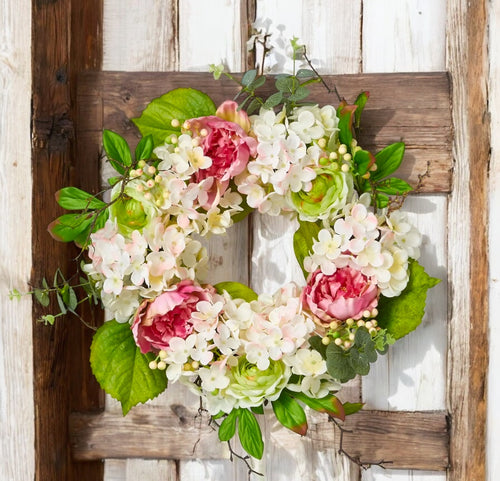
[
  {"x1": 289, "y1": 167, "x2": 353, "y2": 221},
  {"x1": 109, "y1": 182, "x2": 159, "y2": 236},
  {"x1": 225, "y1": 356, "x2": 290, "y2": 409}
]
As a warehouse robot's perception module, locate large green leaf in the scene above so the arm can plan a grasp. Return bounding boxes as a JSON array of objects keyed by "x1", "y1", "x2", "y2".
[
  {"x1": 48, "y1": 213, "x2": 94, "y2": 242},
  {"x1": 237, "y1": 408, "x2": 264, "y2": 459},
  {"x1": 377, "y1": 260, "x2": 440, "y2": 339},
  {"x1": 55, "y1": 187, "x2": 106, "y2": 210},
  {"x1": 214, "y1": 282, "x2": 258, "y2": 302},
  {"x1": 272, "y1": 391, "x2": 308, "y2": 435},
  {"x1": 90, "y1": 320, "x2": 167, "y2": 415},
  {"x1": 293, "y1": 220, "x2": 322, "y2": 280},
  {"x1": 132, "y1": 88, "x2": 216, "y2": 147}
]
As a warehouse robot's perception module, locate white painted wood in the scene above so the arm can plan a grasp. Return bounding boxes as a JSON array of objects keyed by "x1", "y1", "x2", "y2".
[
  {"x1": 254, "y1": 0, "x2": 361, "y2": 74},
  {"x1": 103, "y1": 2, "x2": 248, "y2": 480},
  {"x1": 361, "y1": 2, "x2": 447, "y2": 480},
  {"x1": 0, "y1": 0, "x2": 34, "y2": 480},
  {"x1": 487, "y1": 2, "x2": 500, "y2": 480},
  {"x1": 249, "y1": 2, "x2": 362, "y2": 480},
  {"x1": 177, "y1": 4, "x2": 250, "y2": 479},
  {"x1": 103, "y1": 0, "x2": 178, "y2": 71},
  {"x1": 362, "y1": 0, "x2": 447, "y2": 73}
]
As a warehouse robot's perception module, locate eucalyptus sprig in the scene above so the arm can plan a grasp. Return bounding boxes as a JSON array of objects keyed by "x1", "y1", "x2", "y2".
[{"x1": 210, "y1": 38, "x2": 322, "y2": 115}]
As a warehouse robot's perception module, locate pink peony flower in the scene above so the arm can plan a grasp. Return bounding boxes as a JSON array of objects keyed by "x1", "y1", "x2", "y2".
[
  {"x1": 188, "y1": 101, "x2": 257, "y2": 208},
  {"x1": 131, "y1": 280, "x2": 214, "y2": 353},
  {"x1": 302, "y1": 267, "x2": 378, "y2": 326}
]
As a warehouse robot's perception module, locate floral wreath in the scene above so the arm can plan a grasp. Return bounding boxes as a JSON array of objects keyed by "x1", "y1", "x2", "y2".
[{"x1": 22, "y1": 40, "x2": 439, "y2": 469}]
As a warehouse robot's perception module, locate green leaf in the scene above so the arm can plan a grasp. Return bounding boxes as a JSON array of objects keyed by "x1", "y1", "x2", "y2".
[
  {"x1": 40, "y1": 314, "x2": 56, "y2": 325},
  {"x1": 90, "y1": 320, "x2": 168, "y2": 414},
  {"x1": 337, "y1": 104, "x2": 357, "y2": 147},
  {"x1": 289, "y1": 391, "x2": 345, "y2": 421},
  {"x1": 56, "y1": 291, "x2": 67, "y2": 315},
  {"x1": 377, "y1": 260, "x2": 440, "y2": 339},
  {"x1": 248, "y1": 76, "x2": 266, "y2": 90},
  {"x1": 342, "y1": 402, "x2": 364, "y2": 416},
  {"x1": 293, "y1": 220, "x2": 322, "y2": 280},
  {"x1": 289, "y1": 85, "x2": 309, "y2": 102},
  {"x1": 354, "y1": 91, "x2": 369, "y2": 128},
  {"x1": 272, "y1": 391, "x2": 308, "y2": 435},
  {"x1": 325, "y1": 343, "x2": 356, "y2": 382},
  {"x1": 375, "y1": 177, "x2": 413, "y2": 195},
  {"x1": 55, "y1": 187, "x2": 106, "y2": 210},
  {"x1": 238, "y1": 409, "x2": 264, "y2": 459},
  {"x1": 48, "y1": 213, "x2": 94, "y2": 242},
  {"x1": 309, "y1": 335, "x2": 328, "y2": 359},
  {"x1": 132, "y1": 88, "x2": 216, "y2": 147},
  {"x1": 263, "y1": 91, "x2": 283, "y2": 109},
  {"x1": 34, "y1": 288, "x2": 50, "y2": 307},
  {"x1": 349, "y1": 349, "x2": 371, "y2": 375},
  {"x1": 275, "y1": 76, "x2": 296, "y2": 93},
  {"x1": 135, "y1": 134, "x2": 154, "y2": 161},
  {"x1": 103, "y1": 130, "x2": 132, "y2": 174},
  {"x1": 241, "y1": 69, "x2": 257, "y2": 87},
  {"x1": 353, "y1": 149, "x2": 374, "y2": 176},
  {"x1": 214, "y1": 282, "x2": 258, "y2": 302},
  {"x1": 108, "y1": 176, "x2": 121, "y2": 187},
  {"x1": 296, "y1": 68, "x2": 316, "y2": 78},
  {"x1": 218, "y1": 409, "x2": 239, "y2": 442},
  {"x1": 246, "y1": 97, "x2": 263, "y2": 115},
  {"x1": 251, "y1": 405, "x2": 264, "y2": 415},
  {"x1": 371, "y1": 142, "x2": 405, "y2": 181}
]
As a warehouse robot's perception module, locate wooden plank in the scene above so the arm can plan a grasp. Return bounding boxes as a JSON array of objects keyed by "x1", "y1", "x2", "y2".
[
  {"x1": 249, "y1": 5, "x2": 362, "y2": 479},
  {"x1": 31, "y1": 0, "x2": 104, "y2": 480},
  {"x1": 101, "y1": 3, "x2": 179, "y2": 480},
  {"x1": 103, "y1": 0, "x2": 178, "y2": 71},
  {"x1": 77, "y1": 71, "x2": 452, "y2": 193},
  {"x1": 0, "y1": 0, "x2": 34, "y2": 480},
  {"x1": 446, "y1": 1, "x2": 489, "y2": 480},
  {"x1": 70, "y1": 409, "x2": 449, "y2": 471},
  {"x1": 100, "y1": 3, "x2": 250, "y2": 480},
  {"x1": 487, "y1": 3, "x2": 500, "y2": 479},
  {"x1": 362, "y1": 0, "x2": 447, "y2": 73},
  {"x1": 361, "y1": 4, "x2": 448, "y2": 481}
]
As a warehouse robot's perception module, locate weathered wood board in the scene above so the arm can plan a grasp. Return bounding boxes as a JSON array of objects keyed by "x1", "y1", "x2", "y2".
[
  {"x1": 71, "y1": 409, "x2": 449, "y2": 471},
  {"x1": 77, "y1": 71, "x2": 453, "y2": 194}
]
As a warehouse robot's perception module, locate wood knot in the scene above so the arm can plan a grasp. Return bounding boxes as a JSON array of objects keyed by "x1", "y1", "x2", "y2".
[
  {"x1": 170, "y1": 404, "x2": 191, "y2": 425},
  {"x1": 32, "y1": 114, "x2": 74, "y2": 153}
]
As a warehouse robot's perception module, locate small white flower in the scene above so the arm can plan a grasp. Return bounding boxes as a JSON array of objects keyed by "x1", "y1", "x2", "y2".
[{"x1": 199, "y1": 364, "x2": 230, "y2": 391}]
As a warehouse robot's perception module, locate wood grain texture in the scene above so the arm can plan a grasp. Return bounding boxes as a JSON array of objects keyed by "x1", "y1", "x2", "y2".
[
  {"x1": 77, "y1": 71, "x2": 453, "y2": 193},
  {"x1": 361, "y1": 3, "x2": 448, "y2": 480},
  {"x1": 70, "y1": 409, "x2": 449, "y2": 471},
  {"x1": 101, "y1": 4, "x2": 250, "y2": 480},
  {"x1": 362, "y1": 0, "x2": 447, "y2": 73},
  {"x1": 31, "y1": 0, "x2": 104, "y2": 480},
  {"x1": 446, "y1": 1, "x2": 489, "y2": 480},
  {"x1": 487, "y1": 3, "x2": 500, "y2": 480},
  {"x1": 0, "y1": 0, "x2": 35, "y2": 480},
  {"x1": 103, "y1": 0, "x2": 178, "y2": 71}
]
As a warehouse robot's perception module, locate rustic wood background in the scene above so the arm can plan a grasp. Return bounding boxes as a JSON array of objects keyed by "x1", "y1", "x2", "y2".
[
  {"x1": 101, "y1": 2, "x2": 450, "y2": 481},
  {"x1": 0, "y1": 0, "x2": 495, "y2": 480}
]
